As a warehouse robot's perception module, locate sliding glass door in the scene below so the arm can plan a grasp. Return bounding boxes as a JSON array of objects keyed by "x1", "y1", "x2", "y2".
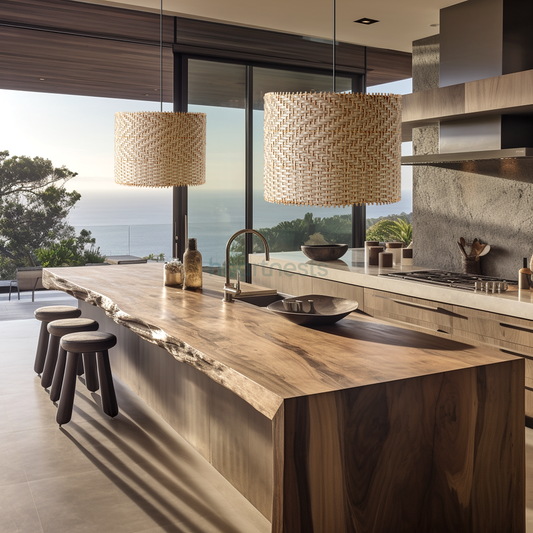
[{"x1": 185, "y1": 57, "x2": 363, "y2": 280}]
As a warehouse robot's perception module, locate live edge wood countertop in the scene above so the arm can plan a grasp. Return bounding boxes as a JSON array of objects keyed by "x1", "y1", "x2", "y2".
[
  {"x1": 43, "y1": 263, "x2": 516, "y2": 419},
  {"x1": 43, "y1": 263, "x2": 525, "y2": 533}
]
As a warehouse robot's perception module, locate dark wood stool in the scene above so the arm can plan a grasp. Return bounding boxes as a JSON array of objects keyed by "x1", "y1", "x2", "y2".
[
  {"x1": 34, "y1": 306, "x2": 81, "y2": 375},
  {"x1": 57, "y1": 332, "x2": 118, "y2": 425},
  {"x1": 43, "y1": 318, "x2": 100, "y2": 401}
]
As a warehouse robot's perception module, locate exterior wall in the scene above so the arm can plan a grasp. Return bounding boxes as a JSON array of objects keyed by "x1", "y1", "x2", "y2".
[{"x1": 412, "y1": 35, "x2": 533, "y2": 279}]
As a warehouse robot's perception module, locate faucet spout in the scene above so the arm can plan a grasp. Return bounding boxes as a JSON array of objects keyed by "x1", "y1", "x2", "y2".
[{"x1": 223, "y1": 229, "x2": 270, "y2": 302}]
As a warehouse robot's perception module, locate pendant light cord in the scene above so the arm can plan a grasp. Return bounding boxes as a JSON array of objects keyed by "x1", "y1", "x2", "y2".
[
  {"x1": 160, "y1": 0, "x2": 163, "y2": 112},
  {"x1": 332, "y1": 0, "x2": 336, "y2": 93}
]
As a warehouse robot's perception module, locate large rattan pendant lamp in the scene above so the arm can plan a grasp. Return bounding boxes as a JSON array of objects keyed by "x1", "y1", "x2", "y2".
[
  {"x1": 263, "y1": 0, "x2": 402, "y2": 207},
  {"x1": 114, "y1": 2, "x2": 206, "y2": 188}
]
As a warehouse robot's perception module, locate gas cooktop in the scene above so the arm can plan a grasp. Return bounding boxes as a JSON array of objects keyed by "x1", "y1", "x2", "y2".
[{"x1": 380, "y1": 270, "x2": 518, "y2": 292}]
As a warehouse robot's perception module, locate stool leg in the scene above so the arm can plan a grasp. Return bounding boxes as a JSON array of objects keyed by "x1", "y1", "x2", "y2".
[
  {"x1": 83, "y1": 353, "x2": 99, "y2": 392},
  {"x1": 41, "y1": 335, "x2": 60, "y2": 389},
  {"x1": 34, "y1": 322, "x2": 49, "y2": 375},
  {"x1": 50, "y1": 347, "x2": 67, "y2": 402},
  {"x1": 76, "y1": 356, "x2": 84, "y2": 376},
  {"x1": 56, "y1": 352, "x2": 79, "y2": 425},
  {"x1": 96, "y1": 350, "x2": 118, "y2": 418}
]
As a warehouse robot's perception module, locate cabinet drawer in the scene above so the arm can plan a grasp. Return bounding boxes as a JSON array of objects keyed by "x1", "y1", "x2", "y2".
[
  {"x1": 452, "y1": 306, "x2": 533, "y2": 354},
  {"x1": 364, "y1": 289, "x2": 455, "y2": 334}
]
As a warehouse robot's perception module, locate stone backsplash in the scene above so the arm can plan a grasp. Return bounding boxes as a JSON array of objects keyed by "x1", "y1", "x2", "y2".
[{"x1": 411, "y1": 35, "x2": 533, "y2": 279}]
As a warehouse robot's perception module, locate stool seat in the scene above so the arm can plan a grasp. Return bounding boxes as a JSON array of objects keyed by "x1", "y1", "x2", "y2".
[
  {"x1": 57, "y1": 331, "x2": 118, "y2": 425},
  {"x1": 44, "y1": 318, "x2": 100, "y2": 398},
  {"x1": 61, "y1": 331, "x2": 117, "y2": 353},
  {"x1": 34, "y1": 306, "x2": 81, "y2": 322},
  {"x1": 47, "y1": 318, "x2": 99, "y2": 337},
  {"x1": 33, "y1": 305, "x2": 82, "y2": 375}
]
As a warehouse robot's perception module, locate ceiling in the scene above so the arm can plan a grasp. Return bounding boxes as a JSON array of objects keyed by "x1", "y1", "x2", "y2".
[
  {"x1": 0, "y1": 0, "x2": 463, "y2": 103},
  {"x1": 76, "y1": 0, "x2": 464, "y2": 53}
]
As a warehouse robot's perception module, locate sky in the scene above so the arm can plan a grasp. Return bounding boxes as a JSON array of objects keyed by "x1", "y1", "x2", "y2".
[{"x1": 0, "y1": 77, "x2": 413, "y2": 196}]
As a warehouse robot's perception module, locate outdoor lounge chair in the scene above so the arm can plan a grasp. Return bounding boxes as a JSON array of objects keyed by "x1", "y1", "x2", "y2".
[{"x1": 9, "y1": 267, "x2": 44, "y2": 302}]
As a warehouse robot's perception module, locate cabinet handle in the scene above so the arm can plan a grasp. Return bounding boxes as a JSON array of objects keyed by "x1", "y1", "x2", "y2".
[
  {"x1": 500, "y1": 322, "x2": 533, "y2": 334},
  {"x1": 500, "y1": 348, "x2": 533, "y2": 360},
  {"x1": 375, "y1": 294, "x2": 463, "y2": 318}
]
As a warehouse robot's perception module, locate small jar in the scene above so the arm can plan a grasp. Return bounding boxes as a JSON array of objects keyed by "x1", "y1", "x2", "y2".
[
  {"x1": 368, "y1": 246, "x2": 383, "y2": 266},
  {"x1": 378, "y1": 251, "x2": 393, "y2": 268},
  {"x1": 365, "y1": 241, "x2": 380, "y2": 264},
  {"x1": 184, "y1": 238, "x2": 202, "y2": 290},
  {"x1": 385, "y1": 242, "x2": 403, "y2": 266},
  {"x1": 164, "y1": 259, "x2": 183, "y2": 288},
  {"x1": 401, "y1": 248, "x2": 413, "y2": 266}
]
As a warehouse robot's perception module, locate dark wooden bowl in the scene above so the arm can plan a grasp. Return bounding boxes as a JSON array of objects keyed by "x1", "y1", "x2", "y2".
[{"x1": 301, "y1": 244, "x2": 348, "y2": 261}]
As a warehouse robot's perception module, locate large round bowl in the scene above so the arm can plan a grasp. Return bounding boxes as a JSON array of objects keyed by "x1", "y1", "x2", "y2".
[
  {"x1": 267, "y1": 295, "x2": 358, "y2": 326},
  {"x1": 301, "y1": 244, "x2": 348, "y2": 261}
]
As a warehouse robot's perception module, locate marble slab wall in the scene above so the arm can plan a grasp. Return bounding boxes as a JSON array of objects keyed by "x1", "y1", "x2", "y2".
[{"x1": 412, "y1": 35, "x2": 533, "y2": 279}]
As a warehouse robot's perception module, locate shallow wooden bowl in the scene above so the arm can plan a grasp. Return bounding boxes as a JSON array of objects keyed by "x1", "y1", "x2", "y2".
[{"x1": 301, "y1": 244, "x2": 348, "y2": 261}]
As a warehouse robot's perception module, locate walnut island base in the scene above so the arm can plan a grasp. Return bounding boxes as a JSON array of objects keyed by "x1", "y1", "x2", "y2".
[{"x1": 43, "y1": 264, "x2": 525, "y2": 533}]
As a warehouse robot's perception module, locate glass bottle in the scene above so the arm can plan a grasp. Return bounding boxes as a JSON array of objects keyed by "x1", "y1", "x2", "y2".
[{"x1": 183, "y1": 238, "x2": 202, "y2": 290}]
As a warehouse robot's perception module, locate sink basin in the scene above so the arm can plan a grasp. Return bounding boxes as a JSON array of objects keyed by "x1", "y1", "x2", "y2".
[{"x1": 235, "y1": 293, "x2": 286, "y2": 307}]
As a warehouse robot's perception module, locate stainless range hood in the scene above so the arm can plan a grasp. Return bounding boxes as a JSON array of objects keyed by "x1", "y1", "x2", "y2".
[{"x1": 401, "y1": 0, "x2": 533, "y2": 171}]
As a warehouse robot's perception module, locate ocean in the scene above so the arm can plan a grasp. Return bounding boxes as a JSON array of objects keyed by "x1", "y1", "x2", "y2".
[{"x1": 68, "y1": 188, "x2": 413, "y2": 266}]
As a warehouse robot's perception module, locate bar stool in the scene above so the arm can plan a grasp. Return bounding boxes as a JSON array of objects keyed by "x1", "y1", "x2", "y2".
[
  {"x1": 57, "y1": 331, "x2": 118, "y2": 425},
  {"x1": 34, "y1": 306, "x2": 81, "y2": 375},
  {"x1": 42, "y1": 318, "x2": 100, "y2": 401}
]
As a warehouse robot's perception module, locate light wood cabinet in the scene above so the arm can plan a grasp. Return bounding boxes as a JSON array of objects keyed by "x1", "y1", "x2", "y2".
[
  {"x1": 252, "y1": 265, "x2": 365, "y2": 311},
  {"x1": 364, "y1": 287, "x2": 533, "y2": 418},
  {"x1": 364, "y1": 288, "x2": 456, "y2": 338}
]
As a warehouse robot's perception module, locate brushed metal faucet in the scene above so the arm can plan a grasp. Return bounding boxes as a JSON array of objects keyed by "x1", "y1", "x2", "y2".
[{"x1": 223, "y1": 229, "x2": 270, "y2": 302}]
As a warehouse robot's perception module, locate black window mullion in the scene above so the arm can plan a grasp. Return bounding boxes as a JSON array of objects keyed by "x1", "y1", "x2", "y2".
[{"x1": 245, "y1": 65, "x2": 254, "y2": 283}]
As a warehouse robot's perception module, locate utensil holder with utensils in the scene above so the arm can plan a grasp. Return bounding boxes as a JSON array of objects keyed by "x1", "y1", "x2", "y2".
[{"x1": 457, "y1": 237, "x2": 490, "y2": 274}]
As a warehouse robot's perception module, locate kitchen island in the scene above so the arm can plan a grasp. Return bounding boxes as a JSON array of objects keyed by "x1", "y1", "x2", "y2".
[
  {"x1": 44, "y1": 263, "x2": 525, "y2": 533},
  {"x1": 250, "y1": 249, "x2": 533, "y2": 419}
]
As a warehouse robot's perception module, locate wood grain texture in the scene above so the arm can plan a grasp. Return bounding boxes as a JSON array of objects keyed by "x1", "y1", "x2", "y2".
[
  {"x1": 277, "y1": 361, "x2": 524, "y2": 533},
  {"x1": 46, "y1": 264, "x2": 525, "y2": 531},
  {"x1": 402, "y1": 69, "x2": 533, "y2": 139},
  {"x1": 43, "y1": 265, "x2": 520, "y2": 411},
  {"x1": 80, "y1": 300, "x2": 274, "y2": 519}
]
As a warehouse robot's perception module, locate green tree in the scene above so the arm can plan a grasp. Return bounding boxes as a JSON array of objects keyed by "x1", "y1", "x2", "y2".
[
  {"x1": 0, "y1": 151, "x2": 84, "y2": 278},
  {"x1": 366, "y1": 216, "x2": 413, "y2": 245},
  {"x1": 0, "y1": 150, "x2": 77, "y2": 203},
  {"x1": 35, "y1": 229, "x2": 105, "y2": 267}
]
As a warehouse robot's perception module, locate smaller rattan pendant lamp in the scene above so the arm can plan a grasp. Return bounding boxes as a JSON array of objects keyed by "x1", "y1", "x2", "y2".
[
  {"x1": 114, "y1": 2, "x2": 206, "y2": 189},
  {"x1": 263, "y1": 1, "x2": 402, "y2": 207}
]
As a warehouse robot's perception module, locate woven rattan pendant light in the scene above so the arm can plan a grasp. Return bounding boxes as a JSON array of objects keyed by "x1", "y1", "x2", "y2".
[
  {"x1": 114, "y1": 2, "x2": 206, "y2": 188},
  {"x1": 263, "y1": 1, "x2": 402, "y2": 207}
]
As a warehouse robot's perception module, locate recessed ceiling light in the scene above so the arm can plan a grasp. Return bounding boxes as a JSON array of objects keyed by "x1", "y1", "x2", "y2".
[{"x1": 354, "y1": 17, "x2": 379, "y2": 25}]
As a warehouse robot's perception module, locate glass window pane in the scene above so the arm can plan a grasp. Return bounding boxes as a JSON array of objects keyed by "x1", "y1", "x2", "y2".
[
  {"x1": 188, "y1": 60, "x2": 246, "y2": 277},
  {"x1": 367, "y1": 79, "x2": 413, "y2": 242},
  {"x1": 253, "y1": 67, "x2": 353, "y2": 254}
]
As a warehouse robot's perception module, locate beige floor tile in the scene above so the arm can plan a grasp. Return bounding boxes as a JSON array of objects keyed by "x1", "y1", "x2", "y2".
[
  {"x1": 30, "y1": 469, "x2": 171, "y2": 533},
  {"x1": 0, "y1": 482, "x2": 43, "y2": 533},
  {"x1": 0, "y1": 431, "x2": 28, "y2": 487}
]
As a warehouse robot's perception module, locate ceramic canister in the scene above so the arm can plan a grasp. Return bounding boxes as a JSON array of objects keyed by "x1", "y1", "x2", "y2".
[{"x1": 368, "y1": 246, "x2": 383, "y2": 266}]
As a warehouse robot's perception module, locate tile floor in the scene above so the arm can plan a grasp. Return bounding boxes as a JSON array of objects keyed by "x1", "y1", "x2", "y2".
[
  {"x1": 1, "y1": 290, "x2": 533, "y2": 532},
  {"x1": 0, "y1": 291, "x2": 270, "y2": 533}
]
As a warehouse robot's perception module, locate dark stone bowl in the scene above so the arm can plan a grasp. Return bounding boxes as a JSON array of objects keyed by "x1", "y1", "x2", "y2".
[
  {"x1": 301, "y1": 244, "x2": 348, "y2": 262},
  {"x1": 267, "y1": 294, "x2": 359, "y2": 326}
]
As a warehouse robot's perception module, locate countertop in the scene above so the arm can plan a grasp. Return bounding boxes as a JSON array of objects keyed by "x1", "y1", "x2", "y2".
[
  {"x1": 43, "y1": 263, "x2": 519, "y2": 419},
  {"x1": 249, "y1": 248, "x2": 533, "y2": 320}
]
